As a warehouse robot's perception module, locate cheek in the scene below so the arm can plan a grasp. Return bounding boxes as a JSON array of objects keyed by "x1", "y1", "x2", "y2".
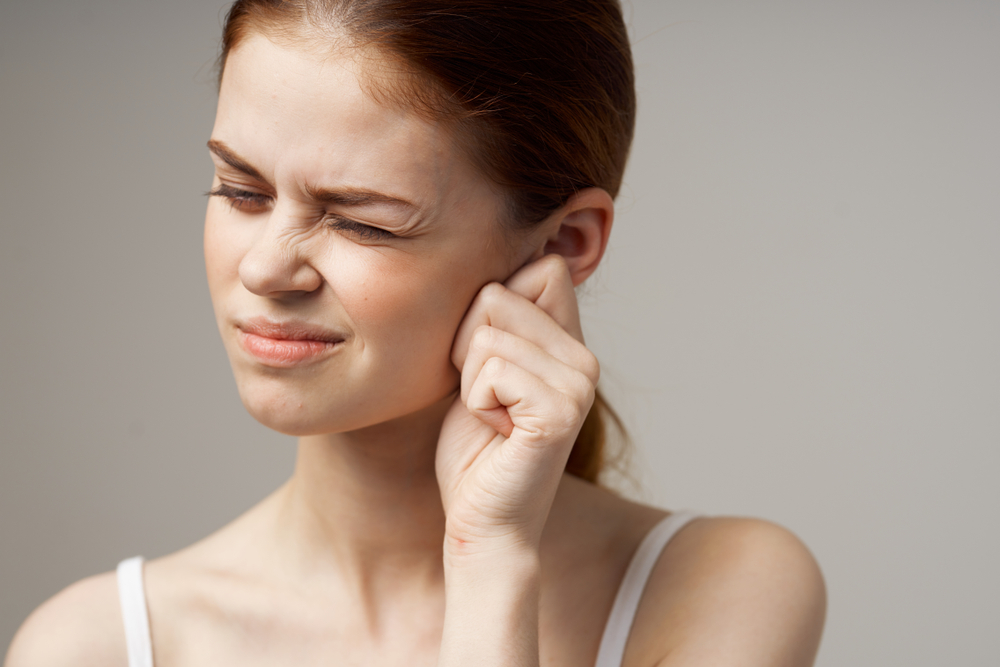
[
  {"x1": 203, "y1": 205, "x2": 250, "y2": 308},
  {"x1": 323, "y1": 243, "x2": 497, "y2": 402},
  {"x1": 331, "y1": 251, "x2": 477, "y2": 353}
]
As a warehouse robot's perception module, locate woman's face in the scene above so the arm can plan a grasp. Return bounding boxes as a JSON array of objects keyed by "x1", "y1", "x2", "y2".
[{"x1": 205, "y1": 34, "x2": 532, "y2": 436}]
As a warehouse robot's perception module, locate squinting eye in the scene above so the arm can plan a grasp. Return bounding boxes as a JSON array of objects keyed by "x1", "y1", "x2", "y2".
[
  {"x1": 207, "y1": 184, "x2": 271, "y2": 212},
  {"x1": 325, "y1": 214, "x2": 396, "y2": 241}
]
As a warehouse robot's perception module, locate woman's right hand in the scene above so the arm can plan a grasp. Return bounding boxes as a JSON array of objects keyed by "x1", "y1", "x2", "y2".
[{"x1": 434, "y1": 254, "x2": 599, "y2": 561}]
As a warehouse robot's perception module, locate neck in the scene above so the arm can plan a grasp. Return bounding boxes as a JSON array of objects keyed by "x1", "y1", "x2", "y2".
[{"x1": 273, "y1": 395, "x2": 452, "y2": 587}]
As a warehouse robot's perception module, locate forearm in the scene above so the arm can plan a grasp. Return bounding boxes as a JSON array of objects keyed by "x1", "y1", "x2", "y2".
[{"x1": 437, "y1": 548, "x2": 542, "y2": 667}]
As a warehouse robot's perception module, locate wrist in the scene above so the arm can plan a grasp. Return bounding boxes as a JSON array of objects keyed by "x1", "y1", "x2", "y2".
[
  {"x1": 443, "y1": 537, "x2": 541, "y2": 622},
  {"x1": 443, "y1": 512, "x2": 545, "y2": 563},
  {"x1": 443, "y1": 541, "x2": 540, "y2": 585},
  {"x1": 439, "y1": 547, "x2": 541, "y2": 667}
]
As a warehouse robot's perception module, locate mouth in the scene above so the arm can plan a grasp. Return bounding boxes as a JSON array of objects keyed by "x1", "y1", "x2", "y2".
[{"x1": 235, "y1": 317, "x2": 346, "y2": 367}]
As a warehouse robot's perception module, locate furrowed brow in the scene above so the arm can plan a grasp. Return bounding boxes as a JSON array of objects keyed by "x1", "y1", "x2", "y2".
[
  {"x1": 207, "y1": 140, "x2": 266, "y2": 181},
  {"x1": 207, "y1": 140, "x2": 417, "y2": 211},
  {"x1": 304, "y1": 184, "x2": 416, "y2": 210}
]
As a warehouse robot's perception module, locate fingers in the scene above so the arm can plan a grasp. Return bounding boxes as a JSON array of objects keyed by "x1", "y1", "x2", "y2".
[
  {"x1": 451, "y1": 255, "x2": 598, "y2": 444},
  {"x1": 452, "y1": 257, "x2": 594, "y2": 376},
  {"x1": 503, "y1": 254, "x2": 582, "y2": 340},
  {"x1": 461, "y1": 325, "x2": 596, "y2": 449},
  {"x1": 461, "y1": 325, "x2": 596, "y2": 410},
  {"x1": 466, "y1": 356, "x2": 587, "y2": 447}
]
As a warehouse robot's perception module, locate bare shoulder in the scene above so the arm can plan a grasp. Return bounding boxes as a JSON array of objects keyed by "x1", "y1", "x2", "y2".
[
  {"x1": 4, "y1": 571, "x2": 127, "y2": 667},
  {"x1": 627, "y1": 516, "x2": 827, "y2": 667}
]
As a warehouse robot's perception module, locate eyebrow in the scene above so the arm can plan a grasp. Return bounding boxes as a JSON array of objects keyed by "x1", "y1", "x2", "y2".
[
  {"x1": 207, "y1": 139, "x2": 417, "y2": 210},
  {"x1": 207, "y1": 139, "x2": 266, "y2": 182},
  {"x1": 303, "y1": 184, "x2": 415, "y2": 209}
]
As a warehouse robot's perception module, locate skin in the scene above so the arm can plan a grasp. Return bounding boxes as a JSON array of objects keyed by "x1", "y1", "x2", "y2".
[{"x1": 5, "y1": 33, "x2": 826, "y2": 667}]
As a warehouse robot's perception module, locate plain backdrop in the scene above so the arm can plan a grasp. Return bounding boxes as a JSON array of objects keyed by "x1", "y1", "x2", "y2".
[{"x1": 1, "y1": 1, "x2": 997, "y2": 664}]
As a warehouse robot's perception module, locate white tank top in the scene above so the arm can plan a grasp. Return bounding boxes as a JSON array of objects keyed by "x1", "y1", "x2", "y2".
[{"x1": 116, "y1": 511, "x2": 699, "y2": 667}]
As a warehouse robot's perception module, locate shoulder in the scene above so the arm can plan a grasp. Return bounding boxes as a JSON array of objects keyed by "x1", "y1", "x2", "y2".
[
  {"x1": 4, "y1": 570, "x2": 128, "y2": 667},
  {"x1": 628, "y1": 516, "x2": 826, "y2": 667}
]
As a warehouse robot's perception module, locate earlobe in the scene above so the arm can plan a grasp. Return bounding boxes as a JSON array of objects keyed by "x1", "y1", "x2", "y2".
[{"x1": 542, "y1": 188, "x2": 614, "y2": 286}]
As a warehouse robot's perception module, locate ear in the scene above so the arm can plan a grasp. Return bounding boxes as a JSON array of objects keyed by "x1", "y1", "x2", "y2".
[{"x1": 537, "y1": 188, "x2": 614, "y2": 286}]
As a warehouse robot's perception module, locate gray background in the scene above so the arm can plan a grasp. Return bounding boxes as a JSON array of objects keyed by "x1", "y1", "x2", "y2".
[{"x1": 1, "y1": 0, "x2": 997, "y2": 664}]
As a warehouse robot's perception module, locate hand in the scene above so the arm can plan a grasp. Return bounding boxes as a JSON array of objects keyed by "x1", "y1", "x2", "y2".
[{"x1": 435, "y1": 254, "x2": 600, "y2": 559}]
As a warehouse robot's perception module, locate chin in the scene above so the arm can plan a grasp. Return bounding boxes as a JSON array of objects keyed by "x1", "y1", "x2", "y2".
[
  {"x1": 243, "y1": 400, "x2": 386, "y2": 437},
  {"x1": 238, "y1": 390, "x2": 327, "y2": 436},
  {"x1": 228, "y1": 371, "x2": 334, "y2": 433},
  {"x1": 234, "y1": 370, "x2": 458, "y2": 437}
]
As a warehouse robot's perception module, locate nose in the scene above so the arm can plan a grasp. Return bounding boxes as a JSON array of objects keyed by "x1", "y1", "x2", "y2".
[{"x1": 238, "y1": 206, "x2": 323, "y2": 298}]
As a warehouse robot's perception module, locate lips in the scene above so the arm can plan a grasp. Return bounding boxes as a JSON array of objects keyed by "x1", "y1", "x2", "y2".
[{"x1": 236, "y1": 317, "x2": 345, "y2": 367}]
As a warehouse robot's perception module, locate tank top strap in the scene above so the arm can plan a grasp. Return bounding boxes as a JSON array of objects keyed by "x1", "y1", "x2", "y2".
[
  {"x1": 116, "y1": 556, "x2": 155, "y2": 667},
  {"x1": 593, "y1": 510, "x2": 701, "y2": 667}
]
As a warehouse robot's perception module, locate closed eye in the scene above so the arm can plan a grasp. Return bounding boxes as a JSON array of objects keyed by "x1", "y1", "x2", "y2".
[
  {"x1": 208, "y1": 184, "x2": 396, "y2": 241},
  {"x1": 207, "y1": 183, "x2": 271, "y2": 213},
  {"x1": 324, "y1": 214, "x2": 396, "y2": 241}
]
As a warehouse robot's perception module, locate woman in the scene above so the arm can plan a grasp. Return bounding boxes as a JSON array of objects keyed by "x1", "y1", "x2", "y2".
[{"x1": 6, "y1": 1, "x2": 825, "y2": 666}]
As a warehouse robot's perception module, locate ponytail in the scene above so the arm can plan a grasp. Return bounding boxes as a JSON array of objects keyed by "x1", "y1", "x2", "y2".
[{"x1": 565, "y1": 388, "x2": 628, "y2": 484}]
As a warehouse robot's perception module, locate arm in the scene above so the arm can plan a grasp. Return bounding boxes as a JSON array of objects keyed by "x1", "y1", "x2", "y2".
[
  {"x1": 434, "y1": 254, "x2": 599, "y2": 667},
  {"x1": 438, "y1": 549, "x2": 542, "y2": 667}
]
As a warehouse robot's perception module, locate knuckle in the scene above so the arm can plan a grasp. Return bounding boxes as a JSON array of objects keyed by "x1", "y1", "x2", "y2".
[
  {"x1": 557, "y1": 395, "x2": 584, "y2": 429},
  {"x1": 580, "y1": 350, "x2": 600, "y2": 384},
  {"x1": 570, "y1": 369, "x2": 596, "y2": 402},
  {"x1": 565, "y1": 339, "x2": 600, "y2": 383},
  {"x1": 483, "y1": 356, "x2": 507, "y2": 377},
  {"x1": 478, "y1": 281, "x2": 507, "y2": 305},
  {"x1": 470, "y1": 325, "x2": 500, "y2": 352}
]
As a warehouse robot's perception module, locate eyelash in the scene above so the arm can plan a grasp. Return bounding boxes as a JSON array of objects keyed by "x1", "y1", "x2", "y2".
[
  {"x1": 207, "y1": 184, "x2": 396, "y2": 241},
  {"x1": 208, "y1": 183, "x2": 270, "y2": 211},
  {"x1": 323, "y1": 214, "x2": 395, "y2": 241}
]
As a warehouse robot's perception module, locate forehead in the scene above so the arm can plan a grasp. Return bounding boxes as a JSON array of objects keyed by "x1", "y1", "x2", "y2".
[{"x1": 214, "y1": 33, "x2": 487, "y2": 215}]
